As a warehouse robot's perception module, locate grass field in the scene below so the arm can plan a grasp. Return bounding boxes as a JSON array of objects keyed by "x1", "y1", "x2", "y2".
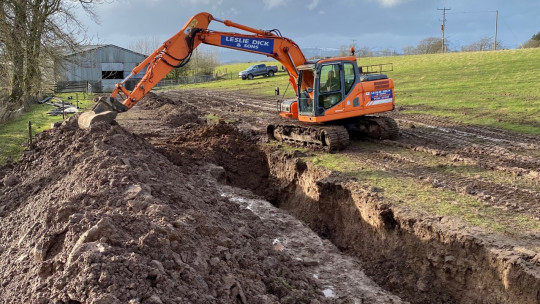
[
  {"x1": 360, "y1": 48, "x2": 540, "y2": 134},
  {"x1": 0, "y1": 93, "x2": 94, "y2": 164},
  {"x1": 308, "y1": 143, "x2": 540, "y2": 234}
]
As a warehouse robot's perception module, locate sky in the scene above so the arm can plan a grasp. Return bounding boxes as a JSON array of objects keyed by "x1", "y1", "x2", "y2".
[{"x1": 76, "y1": 0, "x2": 539, "y2": 61}]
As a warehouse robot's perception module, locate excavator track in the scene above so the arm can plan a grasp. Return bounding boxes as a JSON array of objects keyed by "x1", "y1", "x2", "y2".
[
  {"x1": 267, "y1": 116, "x2": 399, "y2": 152},
  {"x1": 267, "y1": 124, "x2": 350, "y2": 152},
  {"x1": 350, "y1": 116, "x2": 400, "y2": 140}
]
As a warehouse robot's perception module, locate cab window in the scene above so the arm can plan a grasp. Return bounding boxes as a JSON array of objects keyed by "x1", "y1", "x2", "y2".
[
  {"x1": 318, "y1": 64, "x2": 342, "y2": 109},
  {"x1": 298, "y1": 69, "x2": 315, "y2": 114},
  {"x1": 344, "y1": 63, "x2": 355, "y2": 94},
  {"x1": 320, "y1": 64, "x2": 341, "y2": 92}
]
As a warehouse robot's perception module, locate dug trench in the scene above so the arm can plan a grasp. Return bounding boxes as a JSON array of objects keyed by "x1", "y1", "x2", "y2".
[
  {"x1": 265, "y1": 152, "x2": 540, "y2": 304},
  {"x1": 163, "y1": 130, "x2": 540, "y2": 303},
  {"x1": 125, "y1": 93, "x2": 540, "y2": 303}
]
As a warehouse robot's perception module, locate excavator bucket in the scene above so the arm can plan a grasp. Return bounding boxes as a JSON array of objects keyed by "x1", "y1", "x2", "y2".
[{"x1": 78, "y1": 96, "x2": 127, "y2": 129}]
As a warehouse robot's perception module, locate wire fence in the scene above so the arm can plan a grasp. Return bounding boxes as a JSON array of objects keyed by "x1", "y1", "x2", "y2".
[
  {"x1": 54, "y1": 72, "x2": 240, "y2": 93},
  {"x1": 153, "y1": 74, "x2": 216, "y2": 88}
]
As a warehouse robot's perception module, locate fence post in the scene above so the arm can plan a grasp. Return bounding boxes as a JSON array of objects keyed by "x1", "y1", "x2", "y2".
[{"x1": 28, "y1": 121, "x2": 33, "y2": 150}]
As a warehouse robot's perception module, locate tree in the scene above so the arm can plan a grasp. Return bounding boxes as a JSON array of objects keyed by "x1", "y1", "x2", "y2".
[
  {"x1": 414, "y1": 37, "x2": 446, "y2": 54},
  {"x1": 127, "y1": 37, "x2": 219, "y2": 81},
  {"x1": 128, "y1": 36, "x2": 162, "y2": 56},
  {"x1": 355, "y1": 46, "x2": 373, "y2": 57},
  {"x1": 461, "y1": 37, "x2": 502, "y2": 52},
  {"x1": 521, "y1": 31, "x2": 540, "y2": 48},
  {"x1": 379, "y1": 48, "x2": 396, "y2": 57},
  {"x1": 0, "y1": 0, "x2": 105, "y2": 109},
  {"x1": 402, "y1": 45, "x2": 416, "y2": 55},
  {"x1": 165, "y1": 49, "x2": 219, "y2": 80},
  {"x1": 338, "y1": 45, "x2": 349, "y2": 57}
]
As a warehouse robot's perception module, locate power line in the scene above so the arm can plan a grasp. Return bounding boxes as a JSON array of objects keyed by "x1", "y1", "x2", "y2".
[{"x1": 446, "y1": 10, "x2": 500, "y2": 50}]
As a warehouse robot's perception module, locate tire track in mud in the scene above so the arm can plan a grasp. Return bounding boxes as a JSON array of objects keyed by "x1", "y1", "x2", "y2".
[
  {"x1": 345, "y1": 145, "x2": 540, "y2": 220},
  {"x1": 164, "y1": 90, "x2": 277, "y2": 117},
  {"x1": 394, "y1": 115, "x2": 540, "y2": 176},
  {"x1": 169, "y1": 89, "x2": 540, "y2": 186},
  {"x1": 155, "y1": 89, "x2": 540, "y2": 217}
]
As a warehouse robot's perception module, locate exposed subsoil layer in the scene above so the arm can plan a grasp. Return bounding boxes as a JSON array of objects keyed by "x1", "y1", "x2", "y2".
[
  {"x1": 0, "y1": 93, "x2": 405, "y2": 303},
  {"x1": 118, "y1": 89, "x2": 540, "y2": 304}
]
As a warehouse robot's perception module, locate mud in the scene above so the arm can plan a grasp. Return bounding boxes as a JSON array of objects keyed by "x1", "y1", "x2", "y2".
[
  {"x1": 268, "y1": 153, "x2": 540, "y2": 303},
  {"x1": 146, "y1": 89, "x2": 540, "y2": 303},
  {"x1": 1, "y1": 88, "x2": 539, "y2": 303},
  {"x1": 0, "y1": 94, "x2": 404, "y2": 303}
]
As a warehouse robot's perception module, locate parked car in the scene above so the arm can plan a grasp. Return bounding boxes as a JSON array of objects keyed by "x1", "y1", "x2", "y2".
[{"x1": 238, "y1": 64, "x2": 278, "y2": 80}]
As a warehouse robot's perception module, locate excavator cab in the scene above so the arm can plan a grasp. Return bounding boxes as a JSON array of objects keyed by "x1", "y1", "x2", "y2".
[
  {"x1": 287, "y1": 57, "x2": 364, "y2": 122},
  {"x1": 296, "y1": 61, "x2": 344, "y2": 118}
]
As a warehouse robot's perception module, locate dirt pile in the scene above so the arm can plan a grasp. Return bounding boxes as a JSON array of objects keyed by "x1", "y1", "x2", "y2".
[
  {"x1": 0, "y1": 117, "x2": 325, "y2": 303},
  {"x1": 138, "y1": 92, "x2": 182, "y2": 110},
  {"x1": 156, "y1": 120, "x2": 274, "y2": 201}
]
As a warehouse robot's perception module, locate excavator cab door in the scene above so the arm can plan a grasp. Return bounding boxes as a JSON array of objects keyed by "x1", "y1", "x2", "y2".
[{"x1": 297, "y1": 65, "x2": 316, "y2": 116}]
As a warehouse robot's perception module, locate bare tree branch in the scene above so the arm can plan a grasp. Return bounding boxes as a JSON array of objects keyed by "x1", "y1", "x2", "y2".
[{"x1": 0, "y1": 0, "x2": 110, "y2": 107}]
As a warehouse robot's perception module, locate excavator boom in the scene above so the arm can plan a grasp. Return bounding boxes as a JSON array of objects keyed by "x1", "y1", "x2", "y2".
[{"x1": 96, "y1": 12, "x2": 305, "y2": 113}]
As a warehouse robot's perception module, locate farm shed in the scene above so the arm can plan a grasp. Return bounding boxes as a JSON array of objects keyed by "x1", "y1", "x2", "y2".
[{"x1": 55, "y1": 44, "x2": 148, "y2": 93}]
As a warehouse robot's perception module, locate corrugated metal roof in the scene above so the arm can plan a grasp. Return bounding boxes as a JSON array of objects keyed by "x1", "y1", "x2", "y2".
[{"x1": 63, "y1": 44, "x2": 147, "y2": 58}]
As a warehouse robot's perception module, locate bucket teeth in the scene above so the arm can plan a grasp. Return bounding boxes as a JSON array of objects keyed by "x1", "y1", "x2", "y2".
[{"x1": 92, "y1": 96, "x2": 128, "y2": 114}]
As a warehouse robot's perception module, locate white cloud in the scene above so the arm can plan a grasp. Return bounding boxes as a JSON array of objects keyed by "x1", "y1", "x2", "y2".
[
  {"x1": 379, "y1": 0, "x2": 407, "y2": 8},
  {"x1": 263, "y1": 0, "x2": 287, "y2": 9},
  {"x1": 307, "y1": 0, "x2": 320, "y2": 10}
]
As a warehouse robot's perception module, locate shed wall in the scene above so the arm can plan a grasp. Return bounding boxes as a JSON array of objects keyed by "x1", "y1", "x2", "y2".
[{"x1": 55, "y1": 45, "x2": 147, "y2": 92}]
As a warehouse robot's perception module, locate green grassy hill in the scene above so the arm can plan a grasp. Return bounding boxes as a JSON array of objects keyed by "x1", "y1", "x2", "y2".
[
  {"x1": 180, "y1": 48, "x2": 540, "y2": 134},
  {"x1": 361, "y1": 48, "x2": 540, "y2": 134}
]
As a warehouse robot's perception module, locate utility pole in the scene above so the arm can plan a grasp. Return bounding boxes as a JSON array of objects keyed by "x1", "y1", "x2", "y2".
[
  {"x1": 494, "y1": 10, "x2": 499, "y2": 50},
  {"x1": 438, "y1": 8, "x2": 450, "y2": 53}
]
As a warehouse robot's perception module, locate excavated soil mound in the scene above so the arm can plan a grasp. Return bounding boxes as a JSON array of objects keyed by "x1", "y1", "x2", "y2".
[
  {"x1": 156, "y1": 121, "x2": 274, "y2": 201},
  {"x1": 157, "y1": 104, "x2": 204, "y2": 128},
  {"x1": 0, "y1": 117, "x2": 325, "y2": 303},
  {"x1": 138, "y1": 92, "x2": 182, "y2": 110}
]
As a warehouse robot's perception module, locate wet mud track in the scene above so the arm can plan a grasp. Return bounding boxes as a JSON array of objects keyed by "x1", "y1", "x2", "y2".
[{"x1": 117, "y1": 89, "x2": 540, "y2": 303}]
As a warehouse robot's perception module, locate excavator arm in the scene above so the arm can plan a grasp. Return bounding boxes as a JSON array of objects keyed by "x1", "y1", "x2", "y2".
[
  {"x1": 77, "y1": 11, "x2": 399, "y2": 152},
  {"x1": 107, "y1": 12, "x2": 306, "y2": 112}
]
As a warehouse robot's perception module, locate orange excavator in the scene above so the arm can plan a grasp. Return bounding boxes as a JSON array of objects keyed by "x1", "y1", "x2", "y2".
[{"x1": 79, "y1": 12, "x2": 398, "y2": 151}]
